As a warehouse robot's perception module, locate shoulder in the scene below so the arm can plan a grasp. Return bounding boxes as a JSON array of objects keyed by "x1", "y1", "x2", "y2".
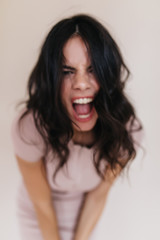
[{"x1": 11, "y1": 109, "x2": 45, "y2": 162}]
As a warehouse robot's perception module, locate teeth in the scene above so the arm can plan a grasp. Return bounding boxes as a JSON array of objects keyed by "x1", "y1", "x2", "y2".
[
  {"x1": 73, "y1": 98, "x2": 93, "y2": 104},
  {"x1": 78, "y1": 113, "x2": 90, "y2": 118}
]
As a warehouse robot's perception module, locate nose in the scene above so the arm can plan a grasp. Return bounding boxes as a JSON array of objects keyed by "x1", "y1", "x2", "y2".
[{"x1": 72, "y1": 72, "x2": 90, "y2": 91}]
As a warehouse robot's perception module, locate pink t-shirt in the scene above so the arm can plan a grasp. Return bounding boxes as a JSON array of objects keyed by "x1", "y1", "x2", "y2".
[
  {"x1": 11, "y1": 110, "x2": 143, "y2": 240},
  {"x1": 11, "y1": 110, "x2": 103, "y2": 240}
]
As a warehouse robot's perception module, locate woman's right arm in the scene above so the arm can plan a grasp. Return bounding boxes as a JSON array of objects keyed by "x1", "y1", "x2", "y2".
[{"x1": 16, "y1": 155, "x2": 61, "y2": 240}]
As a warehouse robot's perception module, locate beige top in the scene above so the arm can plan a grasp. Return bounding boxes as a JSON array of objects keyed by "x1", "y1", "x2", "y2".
[{"x1": 11, "y1": 110, "x2": 104, "y2": 240}]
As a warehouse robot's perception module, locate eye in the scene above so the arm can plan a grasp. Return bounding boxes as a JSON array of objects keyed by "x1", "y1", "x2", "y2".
[
  {"x1": 62, "y1": 71, "x2": 74, "y2": 76},
  {"x1": 88, "y1": 67, "x2": 95, "y2": 75},
  {"x1": 89, "y1": 68, "x2": 93, "y2": 73},
  {"x1": 87, "y1": 65, "x2": 94, "y2": 73}
]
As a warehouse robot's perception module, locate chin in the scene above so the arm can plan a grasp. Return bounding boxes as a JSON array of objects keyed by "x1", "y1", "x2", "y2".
[{"x1": 72, "y1": 118, "x2": 98, "y2": 133}]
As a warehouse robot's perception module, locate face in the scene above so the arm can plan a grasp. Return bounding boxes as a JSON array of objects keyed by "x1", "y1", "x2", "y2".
[{"x1": 61, "y1": 36, "x2": 100, "y2": 135}]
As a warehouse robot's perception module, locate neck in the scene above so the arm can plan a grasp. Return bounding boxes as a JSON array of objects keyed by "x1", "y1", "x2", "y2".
[{"x1": 72, "y1": 130, "x2": 95, "y2": 147}]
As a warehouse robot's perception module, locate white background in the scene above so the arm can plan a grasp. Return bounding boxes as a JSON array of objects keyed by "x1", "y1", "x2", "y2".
[{"x1": 0, "y1": 0, "x2": 160, "y2": 239}]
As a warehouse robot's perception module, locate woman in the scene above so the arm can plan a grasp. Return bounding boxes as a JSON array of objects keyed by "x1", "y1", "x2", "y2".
[{"x1": 11, "y1": 14, "x2": 142, "y2": 240}]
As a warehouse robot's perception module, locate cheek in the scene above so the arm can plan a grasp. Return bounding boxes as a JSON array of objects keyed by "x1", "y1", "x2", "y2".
[
  {"x1": 60, "y1": 82, "x2": 71, "y2": 108},
  {"x1": 95, "y1": 81, "x2": 100, "y2": 93},
  {"x1": 61, "y1": 80, "x2": 67, "y2": 97},
  {"x1": 61, "y1": 79, "x2": 72, "y2": 94},
  {"x1": 91, "y1": 76, "x2": 100, "y2": 92},
  {"x1": 97, "y1": 83, "x2": 100, "y2": 91}
]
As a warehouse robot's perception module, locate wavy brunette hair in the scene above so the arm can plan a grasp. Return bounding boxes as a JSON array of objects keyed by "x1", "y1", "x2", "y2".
[{"x1": 19, "y1": 14, "x2": 142, "y2": 180}]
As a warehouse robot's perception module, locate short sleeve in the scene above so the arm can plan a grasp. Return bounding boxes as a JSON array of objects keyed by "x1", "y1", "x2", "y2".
[
  {"x1": 11, "y1": 110, "x2": 46, "y2": 162},
  {"x1": 126, "y1": 119, "x2": 144, "y2": 152},
  {"x1": 131, "y1": 126, "x2": 144, "y2": 152}
]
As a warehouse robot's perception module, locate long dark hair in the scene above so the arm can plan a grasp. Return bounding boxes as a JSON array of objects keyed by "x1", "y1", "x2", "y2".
[{"x1": 19, "y1": 14, "x2": 142, "y2": 180}]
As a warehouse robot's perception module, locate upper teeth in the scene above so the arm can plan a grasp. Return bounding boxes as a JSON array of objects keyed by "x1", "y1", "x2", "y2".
[{"x1": 73, "y1": 98, "x2": 93, "y2": 104}]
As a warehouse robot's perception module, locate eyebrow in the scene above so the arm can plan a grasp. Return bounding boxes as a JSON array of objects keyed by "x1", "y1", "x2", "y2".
[
  {"x1": 62, "y1": 65, "x2": 75, "y2": 71},
  {"x1": 62, "y1": 65, "x2": 92, "y2": 70}
]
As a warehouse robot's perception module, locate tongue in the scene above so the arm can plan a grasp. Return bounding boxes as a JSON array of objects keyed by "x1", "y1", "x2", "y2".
[{"x1": 74, "y1": 103, "x2": 92, "y2": 115}]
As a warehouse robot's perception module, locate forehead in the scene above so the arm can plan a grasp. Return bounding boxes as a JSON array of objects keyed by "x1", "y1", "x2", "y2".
[{"x1": 63, "y1": 36, "x2": 90, "y2": 66}]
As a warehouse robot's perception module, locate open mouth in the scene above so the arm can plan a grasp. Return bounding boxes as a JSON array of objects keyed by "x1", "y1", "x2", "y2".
[{"x1": 72, "y1": 97, "x2": 94, "y2": 120}]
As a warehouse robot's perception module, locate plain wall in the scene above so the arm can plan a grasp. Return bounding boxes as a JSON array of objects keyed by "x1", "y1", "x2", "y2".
[{"x1": 0, "y1": 0, "x2": 160, "y2": 239}]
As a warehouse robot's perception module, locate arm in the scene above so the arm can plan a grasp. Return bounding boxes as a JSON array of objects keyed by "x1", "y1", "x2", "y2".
[
  {"x1": 16, "y1": 155, "x2": 61, "y2": 240},
  {"x1": 74, "y1": 165, "x2": 121, "y2": 240}
]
